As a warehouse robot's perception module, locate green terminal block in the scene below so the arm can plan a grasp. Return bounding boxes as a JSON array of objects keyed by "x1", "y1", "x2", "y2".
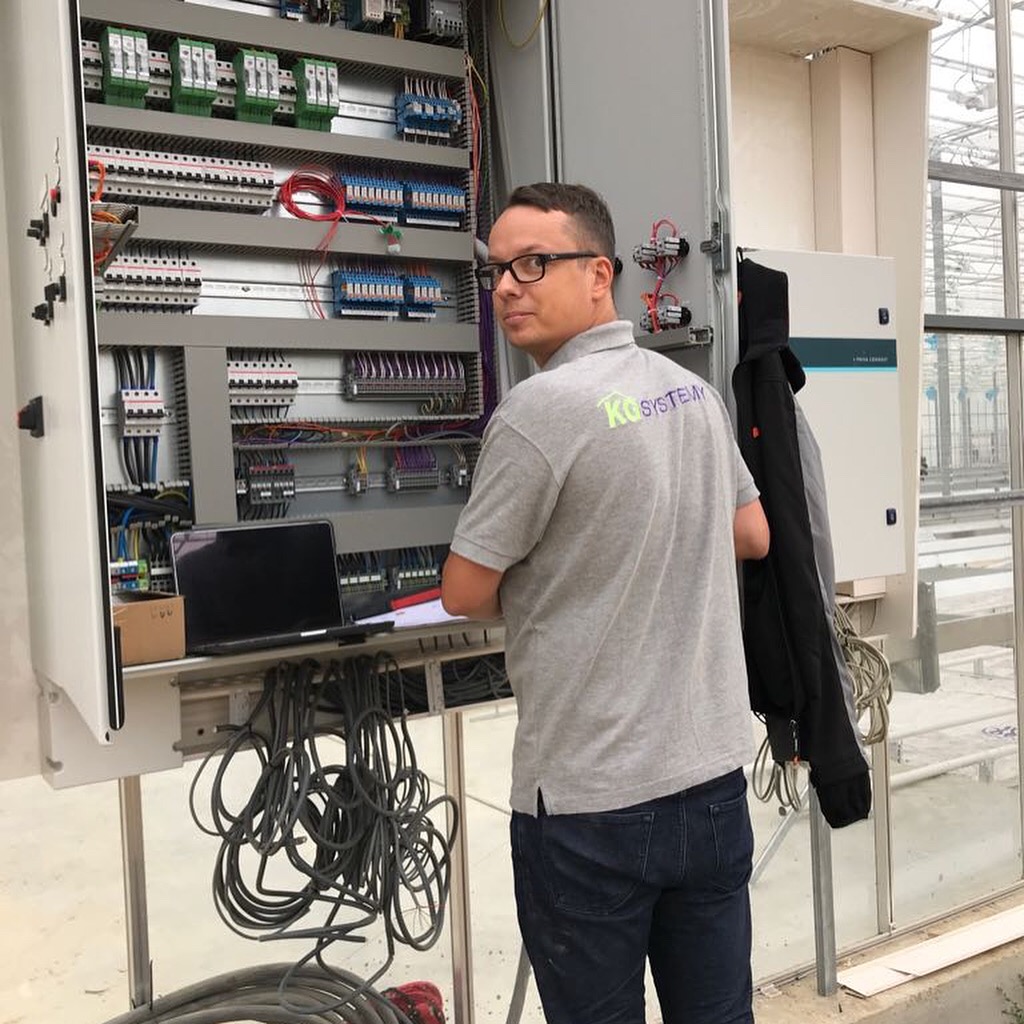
[
  {"x1": 294, "y1": 57, "x2": 340, "y2": 132},
  {"x1": 170, "y1": 37, "x2": 218, "y2": 117},
  {"x1": 100, "y1": 26, "x2": 151, "y2": 109},
  {"x1": 232, "y1": 48, "x2": 281, "y2": 124}
]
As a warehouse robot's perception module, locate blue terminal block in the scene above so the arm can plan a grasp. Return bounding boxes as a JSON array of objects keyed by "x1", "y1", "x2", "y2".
[
  {"x1": 402, "y1": 274, "x2": 443, "y2": 320},
  {"x1": 402, "y1": 181, "x2": 466, "y2": 228},
  {"x1": 395, "y1": 93, "x2": 463, "y2": 142},
  {"x1": 331, "y1": 267, "x2": 404, "y2": 319},
  {"x1": 339, "y1": 173, "x2": 404, "y2": 220}
]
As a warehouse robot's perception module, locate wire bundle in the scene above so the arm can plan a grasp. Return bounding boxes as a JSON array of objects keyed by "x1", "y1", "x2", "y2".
[
  {"x1": 115, "y1": 347, "x2": 159, "y2": 487},
  {"x1": 751, "y1": 606, "x2": 893, "y2": 814},
  {"x1": 97, "y1": 963, "x2": 415, "y2": 1024},
  {"x1": 637, "y1": 218, "x2": 684, "y2": 334},
  {"x1": 278, "y1": 166, "x2": 348, "y2": 319},
  {"x1": 835, "y1": 603, "x2": 893, "y2": 746},
  {"x1": 378, "y1": 654, "x2": 511, "y2": 715},
  {"x1": 189, "y1": 657, "x2": 457, "y2": 1016}
]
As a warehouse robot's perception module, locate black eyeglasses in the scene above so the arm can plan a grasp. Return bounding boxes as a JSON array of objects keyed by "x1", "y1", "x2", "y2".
[{"x1": 474, "y1": 251, "x2": 599, "y2": 292}]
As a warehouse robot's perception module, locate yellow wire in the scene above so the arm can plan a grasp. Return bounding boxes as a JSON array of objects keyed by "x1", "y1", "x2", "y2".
[
  {"x1": 155, "y1": 489, "x2": 188, "y2": 502},
  {"x1": 466, "y1": 54, "x2": 489, "y2": 106},
  {"x1": 498, "y1": 0, "x2": 550, "y2": 49}
]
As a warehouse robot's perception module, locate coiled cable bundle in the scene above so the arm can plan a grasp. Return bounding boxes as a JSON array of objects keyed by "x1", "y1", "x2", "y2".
[
  {"x1": 378, "y1": 653, "x2": 511, "y2": 714},
  {"x1": 189, "y1": 656, "x2": 457, "y2": 1016},
  {"x1": 98, "y1": 963, "x2": 415, "y2": 1024},
  {"x1": 835, "y1": 603, "x2": 892, "y2": 746}
]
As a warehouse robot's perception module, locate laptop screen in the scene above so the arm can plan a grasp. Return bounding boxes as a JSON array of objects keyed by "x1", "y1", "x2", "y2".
[{"x1": 171, "y1": 521, "x2": 344, "y2": 649}]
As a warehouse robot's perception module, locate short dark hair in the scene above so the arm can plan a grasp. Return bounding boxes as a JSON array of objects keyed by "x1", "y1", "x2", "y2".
[{"x1": 505, "y1": 182, "x2": 616, "y2": 260}]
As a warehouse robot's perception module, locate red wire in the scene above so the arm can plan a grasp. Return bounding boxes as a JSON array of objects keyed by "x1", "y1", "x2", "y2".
[{"x1": 279, "y1": 166, "x2": 347, "y2": 319}]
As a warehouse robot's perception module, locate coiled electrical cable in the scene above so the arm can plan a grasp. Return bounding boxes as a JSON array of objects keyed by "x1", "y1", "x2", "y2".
[
  {"x1": 378, "y1": 654, "x2": 511, "y2": 714},
  {"x1": 835, "y1": 603, "x2": 893, "y2": 746},
  {"x1": 188, "y1": 657, "x2": 457, "y2": 1017},
  {"x1": 97, "y1": 964, "x2": 414, "y2": 1024},
  {"x1": 751, "y1": 731, "x2": 803, "y2": 813}
]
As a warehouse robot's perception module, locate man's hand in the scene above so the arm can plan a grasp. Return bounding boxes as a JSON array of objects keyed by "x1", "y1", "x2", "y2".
[
  {"x1": 441, "y1": 552, "x2": 504, "y2": 620},
  {"x1": 734, "y1": 498, "x2": 770, "y2": 561}
]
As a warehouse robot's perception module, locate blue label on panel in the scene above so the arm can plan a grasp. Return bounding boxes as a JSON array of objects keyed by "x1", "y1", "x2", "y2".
[{"x1": 790, "y1": 337, "x2": 898, "y2": 370}]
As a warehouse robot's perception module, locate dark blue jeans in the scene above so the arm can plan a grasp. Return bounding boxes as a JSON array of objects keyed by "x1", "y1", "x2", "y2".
[{"x1": 510, "y1": 769, "x2": 754, "y2": 1024}]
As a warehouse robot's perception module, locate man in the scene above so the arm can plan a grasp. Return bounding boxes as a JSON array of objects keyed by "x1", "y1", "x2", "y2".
[{"x1": 441, "y1": 182, "x2": 769, "y2": 1024}]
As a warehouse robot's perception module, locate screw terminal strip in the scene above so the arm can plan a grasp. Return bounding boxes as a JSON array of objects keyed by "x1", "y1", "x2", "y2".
[
  {"x1": 386, "y1": 446, "x2": 440, "y2": 491},
  {"x1": 344, "y1": 350, "x2": 467, "y2": 402}
]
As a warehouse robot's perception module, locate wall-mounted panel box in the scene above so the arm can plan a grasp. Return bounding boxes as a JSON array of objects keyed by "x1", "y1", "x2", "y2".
[{"x1": 749, "y1": 249, "x2": 905, "y2": 584}]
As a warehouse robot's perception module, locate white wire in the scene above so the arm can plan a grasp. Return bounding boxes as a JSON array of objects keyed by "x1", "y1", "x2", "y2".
[{"x1": 835, "y1": 603, "x2": 893, "y2": 746}]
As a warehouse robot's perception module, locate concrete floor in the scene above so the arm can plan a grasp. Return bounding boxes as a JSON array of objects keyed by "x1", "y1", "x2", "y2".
[{"x1": 1, "y1": 673, "x2": 1023, "y2": 1024}]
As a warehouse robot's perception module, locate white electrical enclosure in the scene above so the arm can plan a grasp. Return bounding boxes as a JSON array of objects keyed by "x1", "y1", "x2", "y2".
[
  {"x1": 750, "y1": 249, "x2": 905, "y2": 584},
  {"x1": 0, "y1": 1, "x2": 118, "y2": 750}
]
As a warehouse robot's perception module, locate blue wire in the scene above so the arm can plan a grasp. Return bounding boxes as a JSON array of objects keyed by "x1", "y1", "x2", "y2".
[
  {"x1": 150, "y1": 437, "x2": 159, "y2": 484},
  {"x1": 118, "y1": 507, "x2": 133, "y2": 560}
]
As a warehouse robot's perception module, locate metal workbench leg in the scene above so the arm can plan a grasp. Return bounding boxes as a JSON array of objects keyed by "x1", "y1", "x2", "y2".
[
  {"x1": 809, "y1": 788, "x2": 837, "y2": 996},
  {"x1": 442, "y1": 709, "x2": 475, "y2": 1024},
  {"x1": 118, "y1": 774, "x2": 153, "y2": 1008}
]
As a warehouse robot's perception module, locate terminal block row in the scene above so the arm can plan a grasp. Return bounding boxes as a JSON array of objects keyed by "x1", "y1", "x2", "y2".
[
  {"x1": 87, "y1": 144, "x2": 275, "y2": 212},
  {"x1": 331, "y1": 268, "x2": 443, "y2": 319},
  {"x1": 344, "y1": 350, "x2": 467, "y2": 401},
  {"x1": 86, "y1": 32, "x2": 462, "y2": 144},
  {"x1": 339, "y1": 173, "x2": 466, "y2": 229}
]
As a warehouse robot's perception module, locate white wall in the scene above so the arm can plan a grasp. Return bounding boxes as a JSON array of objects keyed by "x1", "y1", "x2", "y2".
[{"x1": 729, "y1": 45, "x2": 816, "y2": 251}]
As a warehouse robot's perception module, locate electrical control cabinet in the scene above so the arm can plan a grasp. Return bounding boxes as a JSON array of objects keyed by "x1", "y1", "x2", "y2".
[{"x1": 2, "y1": 0, "x2": 491, "y2": 763}]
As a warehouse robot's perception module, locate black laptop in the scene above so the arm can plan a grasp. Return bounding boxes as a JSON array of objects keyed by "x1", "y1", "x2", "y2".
[{"x1": 170, "y1": 520, "x2": 392, "y2": 656}]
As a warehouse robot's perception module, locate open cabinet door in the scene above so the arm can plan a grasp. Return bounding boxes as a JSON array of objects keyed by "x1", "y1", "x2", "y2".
[
  {"x1": 0, "y1": 0, "x2": 118, "y2": 746},
  {"x1": 550, "y1": 0, "x2": 730, "y2": 387}
]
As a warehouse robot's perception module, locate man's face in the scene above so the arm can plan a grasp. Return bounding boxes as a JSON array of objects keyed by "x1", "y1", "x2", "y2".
[{"x1": 487, "y1": 204, "x2": 603, "y2": 366}]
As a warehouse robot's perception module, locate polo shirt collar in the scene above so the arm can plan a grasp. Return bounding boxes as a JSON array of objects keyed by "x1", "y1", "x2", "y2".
[{"x1": 542, "y1": 319, "x2": 636, "y2": 372}]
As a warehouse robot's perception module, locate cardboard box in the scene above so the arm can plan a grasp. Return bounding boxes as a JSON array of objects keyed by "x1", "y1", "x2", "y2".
[{"x1": 112, "y1": 592, "x2": 186, "y2": 665}]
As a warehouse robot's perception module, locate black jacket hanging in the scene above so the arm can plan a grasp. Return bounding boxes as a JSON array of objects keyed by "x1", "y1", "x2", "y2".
[{"x1": 732, "y1": 257, "x2": 871, "y2": 829}]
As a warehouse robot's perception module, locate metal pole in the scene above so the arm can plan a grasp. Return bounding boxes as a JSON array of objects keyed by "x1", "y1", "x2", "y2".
[
  {"x1": 993, "y1": 0, "x2": 1024, "y2": 881},
  {"x1": 442, "y1": 708, "x2": 475, "y2": 1024},
  {"x1": 871, "y1": 741, "x2": 894, "y2": 934},
  {"x1": 808, "y1": 788, "x2": 837, "y2": 996},
  {"x1": 929, "y1": 173, "x2": 954, "y2": 496},
  {"x1": 117, "y1": 775, "x2": 152, "y2": 1009}
]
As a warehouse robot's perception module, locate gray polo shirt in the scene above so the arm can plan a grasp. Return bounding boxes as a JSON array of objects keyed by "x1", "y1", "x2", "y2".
[{"x1": 451, "y1": 320, "x2": 757, "y2": 815}]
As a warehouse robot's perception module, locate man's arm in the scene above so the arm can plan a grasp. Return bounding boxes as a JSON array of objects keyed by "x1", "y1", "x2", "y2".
[
  {"x1": 441, "y1": 552, "x2": 504, "y2": 620},
  {"x1": 734, "y1": 498, "x2": 770, "y2": 560}
]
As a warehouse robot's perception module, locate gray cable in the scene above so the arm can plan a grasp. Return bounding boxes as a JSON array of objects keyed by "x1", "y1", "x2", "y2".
[
  {"x1": 98, "y1": 964, "x2": 414, "y2": 1024},
  {"x1": 504, "y1": 943, "x2": 532, "y2": 1024}
]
